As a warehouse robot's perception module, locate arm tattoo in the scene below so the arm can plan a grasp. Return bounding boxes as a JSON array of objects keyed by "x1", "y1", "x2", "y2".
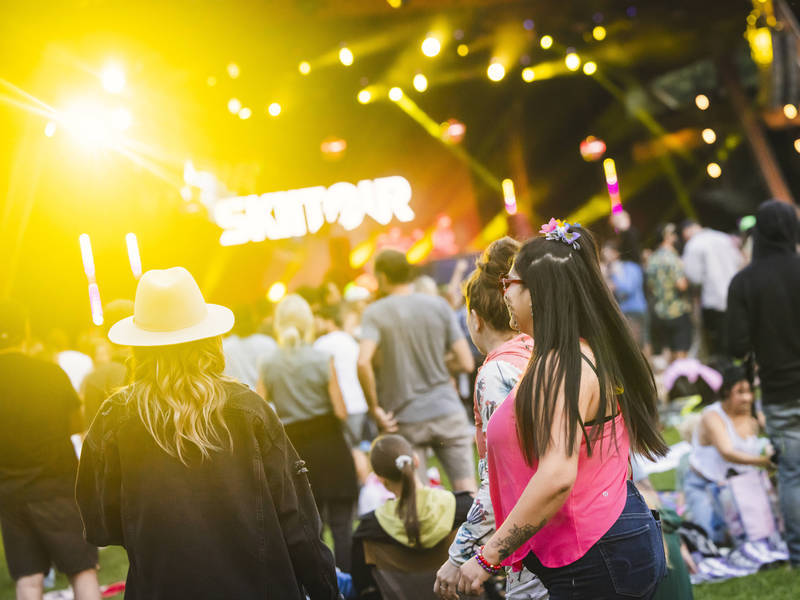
[{"x1": 496, "y1": 519, "x2": 547, "y2": 561}]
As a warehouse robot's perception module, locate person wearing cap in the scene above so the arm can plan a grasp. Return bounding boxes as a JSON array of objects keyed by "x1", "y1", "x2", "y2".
[
  {"x1": 0, "y1": 299, "x2": 102, "y2": 600},
  {"x1": 726, "y1": 199, "x2": 800, "y2": 566},
  {"x1": 75, "y1": 267, "x2": 340, "y2": 599}
]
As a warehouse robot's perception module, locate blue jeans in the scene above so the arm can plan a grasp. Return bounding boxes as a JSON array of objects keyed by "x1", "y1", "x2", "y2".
[
  {"x1": 763, "y1": 400, "x2": 800, "y2": 566},
  {"x1": 683, "y1": 468, "x2": 727, "y2": 545},
  {"x1": 523, "y1": 481, "x2": 667, "y2": 600}
]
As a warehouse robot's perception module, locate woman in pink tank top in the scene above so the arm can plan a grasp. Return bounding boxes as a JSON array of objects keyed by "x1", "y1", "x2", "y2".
[{"x1": 457, "y1": 221, "x2": 668, "y2": 600}]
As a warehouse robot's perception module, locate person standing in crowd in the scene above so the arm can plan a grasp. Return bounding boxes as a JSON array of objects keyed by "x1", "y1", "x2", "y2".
[
  {"x1": 726, "y1": 199, "x2": 800, "y2": 567},
  {"x1": 259, "y1": 294, "x2": 358, "y2": 571},
  {"x1": 681, "y1": 221, "x2": 743, "y2": 357},
  {"x1": 77, "y1": 268, "x2": 340, "y2": 599},
  {"x1": 49, "y1": 329, "x2": 94, "y2": 393},
  {"x1": 602, "y1": 239, "x2": 648, "y2": 349},
  {"x1": 646, "y1": 224, "x2": 693, "y2": 364},
  {"x1": 434, "y1": 237, "x2": 546, "y2": 600},
  {"x1": 357, "y1": 249, "x2": 477, "y2": 493},
  {"x1": 457, "y1": 221, "x2": 668, "y2": 598},
  {"x1": 222, "y1": 304, "x2": 277, "y2": 391},
  {"x1": 0, "y1": 300, "x2": 102, "y2": 600}
]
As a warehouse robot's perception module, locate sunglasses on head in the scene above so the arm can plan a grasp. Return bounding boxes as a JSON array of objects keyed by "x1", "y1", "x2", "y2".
[{"x1": 499, "y1": 276, "x2": 524, "y2": 294}]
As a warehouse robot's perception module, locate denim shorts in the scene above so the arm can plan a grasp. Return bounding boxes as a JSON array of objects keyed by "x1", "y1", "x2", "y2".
[{"x1": 522, "y1": 481, "x2": 667, "y2": 600}]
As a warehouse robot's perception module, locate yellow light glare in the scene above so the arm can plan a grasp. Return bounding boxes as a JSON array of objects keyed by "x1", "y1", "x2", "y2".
[
  {"x1": 101, "y1": 63, "x2": 126, "y2": 94},
  {"x1": 110, "y1": 107, "x2": 132, "y2": 131},
  {"x1": 126, "y1": 232, "x2": 142, "y2": 279},
  {"x1": 603, "y1": 158, "x2": 617, "y2": 184},
  {"x1": 784, "y1": 104, "x2": 798, "y2": 119},
  {"x1": 227, "y1": 62, "x2": 240, "y2": 79},
  {"x1": 522, "y1": 67, "x2": 535, "y2": 82},
  {"x1": 540, "y1": 35, "x2": 554, "y2": 49},
  {"x1": 350, "y1": 239, "x2": 377, "y2": 269},
  {"x1": 357, "y1": 89, "x2": 372, "y2": 104},
  {"x1": 62, "y1": 101, "x2": 113, "y2": 147},
  {"x1": 565, "y1": 53, "x2": 581, "y2": 71},
  {"x1": 795, "y1": 138, "x2": 800, "y2": 154},
  {"x1": 267, "y1": 282, "x2": 287, "y2": 303},
  {"x1": 44, "y1": 121, "x2": 56, "y2": 137},
  {"x1": 299, "y1": 61, "x2": 311, "y2": 75},
  {"x1": 421, "y1": 36, "x2": 441, "y2": 57},
  {"x1": 457, "y1": 44, "x2": 469, "y2": 57},
  {"x1": 227, "y1": 98, "x2": 242, "y2": 114},
  {"x1": 387, "y1": 0, "x2": 403, "y2": 7},
  {"x1": 592, "y1": 26, "x2": 607, "y2": 41},
  {"x1": 695, "y1": 94, "x2": 710, "y2": 110},
  {"x1": 238, "y1": 107, "x2": 252, "y2": 120},
  {"x1": 79, "y1": 234, "x2": 95, "y2": 279},
  {"x1": 701, "y1": 128, "x2": 716, "y2": 144},
  {"x1": 707, "y1": 162, "x2": 722, "y2": 178},
  {"x1": 749, "y1": 27, "x2": 773, "y2": 65},
  {"x1": 413, "y1": 74, "x2": 428, "y2": 92},
  {"x1": 268, "y1": 102, "x2": 281, "y2": 116},
  {"x1": 487, "y1": 62, "x2": 505, "y2": 82},
  {"x1": 388, "y1": 87, "x2": 403, "y2": 101},
  {"x1": 339, "y1": 47, "x2": 354, "y2": 66},
  {"x1": 582, "y1": 61, "x2": 597, "y2": 75},
  {"x1": 207, "y1": 76, "x2": 217, "y2": 87}
]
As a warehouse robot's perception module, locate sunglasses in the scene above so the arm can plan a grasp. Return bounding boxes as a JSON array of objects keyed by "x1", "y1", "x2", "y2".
[{"x1": 499, "y1": 277, "x2": 524, "y2": 294}]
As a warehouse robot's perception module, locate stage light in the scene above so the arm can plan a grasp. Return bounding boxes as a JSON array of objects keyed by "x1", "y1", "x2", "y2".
[
  {"x1": 784, "y1": 104, "x2": 798, "y2": 119},
  {"x1": 339, "y1": 47, "x2": 354, "y2": 66},
  {"x1": 88, "y1": 283, "x2": 103, "y2": 326},
  {"x1": 502, "y1": 179, "x2": 517, "y2": 215},
  {"x1": 79, "y1": 234, "x2": 95, "y2": 279},
  {"x1": 702, "y1": 128, "x2": 716, "y2": 144},
  {"x1": 62, "y1": 101, "x2": 114, "y2": 147},
  {"x1": 357, "y1": 89, "x2": 372, "y2": 104},
  {"x1": 110, "y1": 107, "x2": 132, "y2": 131},
  {"x1": 299, "y1": 61, "x2": 311, "y2": 75},
  {"x1": 603, "y1": 158, "x2": 617, "y2": 185},
  {"x1": 267, "y1": 282, "x2": 287, "y2": 303},
  {"x1": 388, "y1": 87, "x2": 403, "y2": 101},
  {"x1": 565, "y1": 53, "x2": 581, "y2": 71},
  {"x1": 238, "y1": 107, "x2": 252, "y2": 119},
  {"x1": 522, "y1": 68, "x2": 535, "y2": 82},
  {"x1": 227, "y1": 62, "x2": 240, "y2": 78},
  {"x1": 540, "y1": 35, "x2": 553, "y2": 49},
  {"x1": 580, "y1": 136, "x2": 606, "y2": 161},
  {"x1": 592, "y1": 26, "x2": 607, "y2": 41},
  {"x1": 748, "y1": 27, "x2": 773, "y2": 65},
  {"x1": 794, "y1": 138, "x2": 800, "y2": 153},
  {"x1": 350, "y1": 239, "x2": 376, "y2": 269},
  {"x1": 228, "y1": 98, "x2": 242, "y2": 114},
  {"x1": 695, "y1": 94, "x2": 710, "y2": 110},
  {"x1": 421, "y1": 36, "x2": 441, "y2": 57},
  {"x1": 707, "y1": 162, "x2": 722, "y2": 178},
  {"x1": 44, "y1": 121, "x2": 56, "y2": 137},
  {"x1": 387, "y1": 0, "x2": 403, "y2": 8},
  {"x1": 487, "y1": 62, "x2": 505, "y2": 82},
  {"x1": 126, "y1": 233, "x2": 142, "y2": 279},
  {"x1": 582, "y1": 61, "x2": 597, "y2": 75},
  {"x1": 457, "y1": 44, "x2": 469, "y2": 57},
  {"x1": 413, "y1": 74, "x2": 428, "y2": 92},
  {"x1": 101, "y1": 63, "x2": 125, "y2": 94},
  {"x1": 440, "y1": 118, "x2": 466, "y2": 144},
  {"x1": 268, "y1": 102, "x2": 281, "y2": 116}
]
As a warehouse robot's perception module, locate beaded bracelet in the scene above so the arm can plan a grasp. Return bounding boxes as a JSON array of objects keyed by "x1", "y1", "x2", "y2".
[{"x1": 475, "y1": 546, "x2": 503, "y2": 575}]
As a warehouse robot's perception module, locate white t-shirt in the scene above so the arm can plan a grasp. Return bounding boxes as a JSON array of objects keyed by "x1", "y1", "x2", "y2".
[
  {"x1": 682, "y1": 229, "x2": 743, "y2": 312},
  {"x1": 314, "y1": 330, "x2": 368, "y2": 415},
  {"x1": 57, "y1": 350, "x2": 94, "y2": 393},
  {"x1": 223, "y1": 334, "x2": 277, "y2": 391}
]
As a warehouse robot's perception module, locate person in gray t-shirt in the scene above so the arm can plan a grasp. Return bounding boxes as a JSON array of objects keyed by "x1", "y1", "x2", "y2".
[{"x1": 357, "y1": 250, "x2": 477, "y2": 493}]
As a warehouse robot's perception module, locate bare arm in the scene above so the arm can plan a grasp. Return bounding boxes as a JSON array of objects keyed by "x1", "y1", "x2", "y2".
[
  {"x1": 703, "y1": 411, "x2": 770, "y2": 468},
  {"x1": 357, "y1": 339, "x2": 397, "y2": 432},
  {"x1": 449, "y1": 338, "x2": 475, "y2": 374},
  {"x1": 327, "y1": 360, "x2": 347, "y2": 421}
]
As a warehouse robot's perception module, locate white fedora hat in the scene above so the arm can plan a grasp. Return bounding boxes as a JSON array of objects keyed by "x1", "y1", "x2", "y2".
[{"x1": 108, "y1": 267, "x2": 234, "y2": 347}]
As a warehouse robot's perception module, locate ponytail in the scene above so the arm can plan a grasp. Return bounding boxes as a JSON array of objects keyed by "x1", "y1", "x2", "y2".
[
  {"x1": 370, "y1": 434, "x2": 422, "y2": 547},
  {"x1": 278, "y1": 325, "x2": 301, "y2": 348}
]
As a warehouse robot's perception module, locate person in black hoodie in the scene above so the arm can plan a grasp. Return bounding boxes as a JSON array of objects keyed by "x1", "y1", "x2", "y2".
[{"x1": 726, "y1": 199, "x2": 800, "y2": 567}]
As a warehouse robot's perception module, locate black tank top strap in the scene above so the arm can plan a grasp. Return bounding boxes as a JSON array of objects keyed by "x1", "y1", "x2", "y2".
[{"x1": 580, "y1": 352, "x2": 615, "y2": 428}]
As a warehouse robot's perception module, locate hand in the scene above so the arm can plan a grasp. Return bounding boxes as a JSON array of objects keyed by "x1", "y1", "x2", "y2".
[
  {"x1": 372, "y1": 407, "x2": 398, "y2": 433},
  {"x1": 457, "y1": 557, "x2": 491, "y2": 596},
  {"x1": 433, "y1": 560, "x2": 461, "y2": 600}
]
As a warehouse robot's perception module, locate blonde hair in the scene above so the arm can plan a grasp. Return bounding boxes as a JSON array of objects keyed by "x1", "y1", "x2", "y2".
[
  {"x1": 129, "y1": 336, "x2": 232, "y2": 465},
  {"x1": 274, "y1": 294, "x2": 314, "y2": 347}
]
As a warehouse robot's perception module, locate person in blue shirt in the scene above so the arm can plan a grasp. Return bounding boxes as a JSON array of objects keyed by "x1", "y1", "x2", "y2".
[{"x1": 602, "y1": 239, "x2": 648, "y2": 349}]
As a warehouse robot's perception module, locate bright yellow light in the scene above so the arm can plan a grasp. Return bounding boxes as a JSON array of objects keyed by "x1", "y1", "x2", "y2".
[
  {"x1": 407, "y1": 236, "x2": 434, "y2": 264},
  {"x1": 267, "y1": 282, "x2": 287, "y2": 303},
  {"x1": 540, "y1": 35, "x2": 554, "y2": 49},
  {"x1": 62, "y1": 101, "x2": 114, "y2": 147},
  {"x1": 421, "y1": 36, "x2": 441, "y2": 57},
  {"x1": 79, "y1": 234, "x2": 95, "y2": 279},
  {"x1": 795, "y1": 138, "x2": 800, "y2": 154},
  {"x1": 784, "y1": 104, "x2": 798, "y2": 119},
  {"x1": 701, "y1": 128, "x2": 716, "y2": 144},
  {"x1": 413, "y1": 74, "x2": 428, "y2": 92},
  {"x1": 457, "y1": 44, "x2": 469, "y2": 57},
  {"x1": 582, "y1": 61, "x2": 597, "y2": 75},
  {"x1": 299, "y1": 61, "x2": 311, "y2": 75},
  {"x1": 388, "y1": 87, "x2": 403, "y2": 101},
  {"x1": 268, "y1": 102, "x2": 282, "y2": 116},
  {"x1": 387, "y1": 0, "x2": 403, "y2": 7},
  {"x1": 101, "y1": 63, "x2": 125, "y2": 94},
  {"x1": 110, "y1": 107, "x2": 132, "y2": 131},
  {"x1": 502, "y1": 179, "x2": 517, "y2": 214},
  {"x1": 350, "y1": 239, "x2": 377, "y2": 269},
  {"x1": 357, "y1": 89, "x2": 372, "y2": 104},
  {"x1": 126, "y1": 232, "x2": 142, "y2": 279},
  {"x1": 238, "y1": 107, "x2": 252, "y2": 120},
  {"x1": 695, "y1": 94, "x2": 710, "y2": 110},
  {"x1": 603, "y1": 158, "x2": 617, "y2": 184},
  {"x1": 749, "y1": 27, "x2": 773, "y2": 65},
  {"x1": 227, "y1": 62, "x2": 240, "y2": 79},
  {"x1": 487, "y1": 62, "x2": 505, "y2": 82},
  {"x1": 228, "y1": 98, "x2": 242, "y2": 114},
  {"x1": 339, "y1": 47, "x2": 354, "y2": 66},
  {"x1": 522, "y1": 67, "x2": 535, "y2": 82},
  {"x1": 592, "y1": 26, "x2": 607, "y2": 41},
  {"x1": 565, "y1": 53, "x2": 581, "y2": 71},
  {"x1": 44, "y1": 121, "x2": 56, "y2": 137},
  {"x1": 707, "y1": 162, "x2": 722, "y2": 178}
]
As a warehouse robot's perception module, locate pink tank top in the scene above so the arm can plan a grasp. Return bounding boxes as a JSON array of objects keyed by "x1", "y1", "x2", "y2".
[{"x1": 486, "y1": 386, "x2": 630, "y2": 570}]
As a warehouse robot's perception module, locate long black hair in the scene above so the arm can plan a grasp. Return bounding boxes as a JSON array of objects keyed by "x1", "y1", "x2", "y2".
[{"x1": 513, "y1": 225, "x2": 667, "y2": 465}]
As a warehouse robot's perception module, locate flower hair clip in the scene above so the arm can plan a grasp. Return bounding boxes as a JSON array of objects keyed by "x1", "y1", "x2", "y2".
[
  {"x1": 395, "y1": 455, "x2": 413, "y2": 470},
  {"x1": 539, "y1": 218, "x2": 582, "y2": 250}
]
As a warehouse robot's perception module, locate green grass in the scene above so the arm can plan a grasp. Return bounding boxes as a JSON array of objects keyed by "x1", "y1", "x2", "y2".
[{"x1": 694, "y1": 565, "x2": 799, "y2": 599}]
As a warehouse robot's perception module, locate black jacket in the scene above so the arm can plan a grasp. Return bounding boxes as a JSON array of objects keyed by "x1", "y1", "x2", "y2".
[
  {"x1": 726, "y1": 200, "x2": 800, "y2": 405},
  {"x1": 76, "y1": 381, "x2": 340, "y2": 599}
]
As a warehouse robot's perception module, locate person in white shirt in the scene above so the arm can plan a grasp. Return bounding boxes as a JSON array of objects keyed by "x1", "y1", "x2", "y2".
[
  {"x1": 681, "y1": 222, "x2": 743, "y2": 357},
  {"x1": 222, "y1": 306, "x2": 276, "y2": 391}
]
